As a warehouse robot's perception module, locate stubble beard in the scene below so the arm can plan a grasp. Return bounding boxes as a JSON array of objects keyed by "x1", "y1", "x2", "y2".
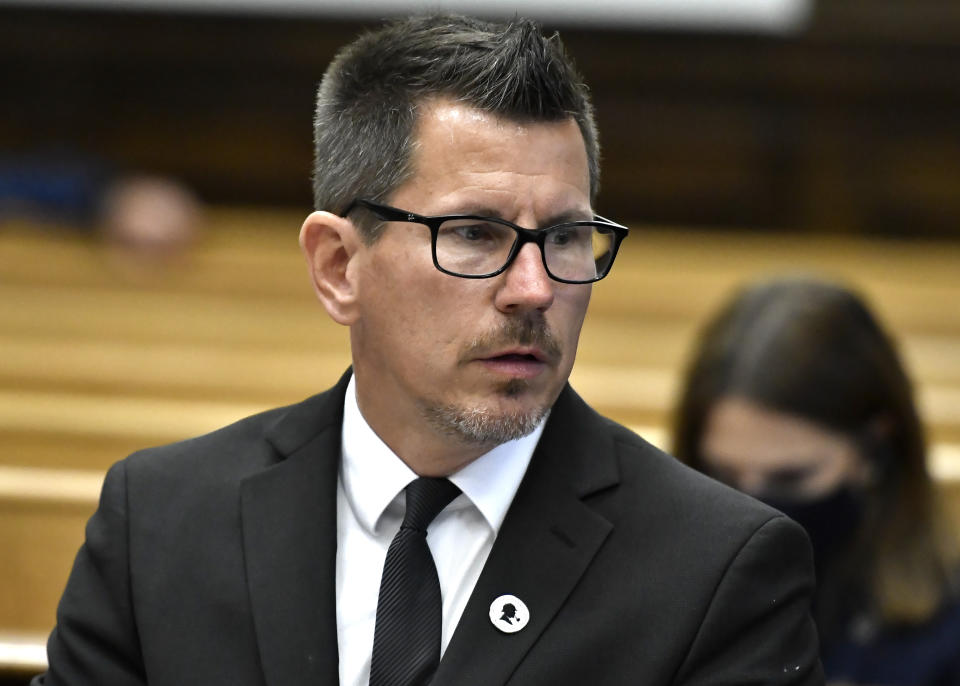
[
  {"x1": 421, "y1": 379, "x2": 550, "y2": 446},
  {"x1": 419, "y1": 316, "x2": 564, "y2": 447}
]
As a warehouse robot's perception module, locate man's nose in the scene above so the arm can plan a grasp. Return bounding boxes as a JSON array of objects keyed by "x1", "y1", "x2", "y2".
[{"x1": 494, "y1": 242, "x2": 555, "y2": 313}]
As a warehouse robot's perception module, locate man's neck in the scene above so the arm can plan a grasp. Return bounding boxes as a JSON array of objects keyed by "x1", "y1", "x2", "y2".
[{"x1": 360, "y1": 414, "x2": 497, "y2": 477}]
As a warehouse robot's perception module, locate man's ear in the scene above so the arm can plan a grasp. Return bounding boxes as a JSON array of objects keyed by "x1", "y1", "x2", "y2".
[{"x1": 299, "y1": 211, "x2": 363, "y2": 325}]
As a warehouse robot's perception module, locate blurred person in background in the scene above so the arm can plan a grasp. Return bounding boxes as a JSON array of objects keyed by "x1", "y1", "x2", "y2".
[
  {"x1": 0, "y1": 152, "x2": 200, "y2": 259},
  {"x1": 673, "y1": 275, "x2": 960, "y2": 685}
]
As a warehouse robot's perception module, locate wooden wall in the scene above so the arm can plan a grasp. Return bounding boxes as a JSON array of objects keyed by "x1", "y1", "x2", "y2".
[
  {"x1": 1, "y1": 0, "x2": 959, "y2": 236},
  {"x1": 2, "y1": 211, "x2": 960, "y2": 663}
]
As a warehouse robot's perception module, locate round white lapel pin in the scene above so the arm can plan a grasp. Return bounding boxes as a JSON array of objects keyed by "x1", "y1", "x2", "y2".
[{"x1": 489, "y1": 594, "x2": 530, "y2": 634}]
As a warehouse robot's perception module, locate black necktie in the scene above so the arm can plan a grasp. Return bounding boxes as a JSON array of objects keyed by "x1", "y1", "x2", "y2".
[{"x1": 369, "y1": 477, "x2": 461, "y2": 686}]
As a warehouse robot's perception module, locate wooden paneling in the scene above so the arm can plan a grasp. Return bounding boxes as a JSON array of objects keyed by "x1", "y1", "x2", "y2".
[
  {"x1": 2, "y1": 213, "x2": 960, "y2": 666},
  {"x1": 1, "y1": 3, "x2": 959, "y2": 235}
]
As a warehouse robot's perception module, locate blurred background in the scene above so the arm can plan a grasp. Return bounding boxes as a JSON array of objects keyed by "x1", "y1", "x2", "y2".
[{"x1": 2, "y1": 0, "x2": 959, "y2": 680}]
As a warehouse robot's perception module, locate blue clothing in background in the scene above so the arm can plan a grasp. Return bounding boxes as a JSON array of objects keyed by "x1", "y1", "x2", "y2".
[
  {"x1": 824, "y1": 599, "x2": 960, "y2": 685},
  {"x1": 0, "y1": 153, "x2": 110, "y2": 226}
]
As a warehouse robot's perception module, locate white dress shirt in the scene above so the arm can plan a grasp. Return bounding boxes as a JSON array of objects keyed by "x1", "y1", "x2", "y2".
[{"x1": 336, "y1": 375, "x2": 544, "y2": 686}]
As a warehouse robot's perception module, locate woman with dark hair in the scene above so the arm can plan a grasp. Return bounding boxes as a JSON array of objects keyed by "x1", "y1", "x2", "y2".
[{"x1": 672, "y1": 275, "x2": 960, "y2": 685}]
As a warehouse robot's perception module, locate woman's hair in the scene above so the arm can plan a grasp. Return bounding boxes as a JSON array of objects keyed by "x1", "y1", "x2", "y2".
[{"x1": 672, "y1": 274, "x2": 958, "y2": 632}]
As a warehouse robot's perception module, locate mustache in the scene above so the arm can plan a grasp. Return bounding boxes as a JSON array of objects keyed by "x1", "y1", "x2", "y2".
[{"x1": 463, "y1": 314, "x2": 562, "y2": 362}]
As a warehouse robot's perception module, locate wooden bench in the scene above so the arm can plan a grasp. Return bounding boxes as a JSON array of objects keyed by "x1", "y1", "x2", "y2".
[{"x1": 3, "y1": 212, "x2": 960, "y2": 677}]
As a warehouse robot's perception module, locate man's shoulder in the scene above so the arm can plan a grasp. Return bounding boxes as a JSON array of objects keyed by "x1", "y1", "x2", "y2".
[
  {"x1": 581, "y1": 414, "x2": 811, "y2": 598},
  {"x1": 125, "y1": 401, "x2": 291, "y2": 473},
  {"x1": 118, "y1": 373, "x2": 349, "y2": 487},
  {"x1": 582, "y1": 408, "x2": 786, "y2": 535}
]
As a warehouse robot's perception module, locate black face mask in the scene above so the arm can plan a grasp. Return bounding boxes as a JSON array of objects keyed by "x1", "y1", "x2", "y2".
[{"x1": 759, "y1": 485, "x2": 865, "y2": 572}]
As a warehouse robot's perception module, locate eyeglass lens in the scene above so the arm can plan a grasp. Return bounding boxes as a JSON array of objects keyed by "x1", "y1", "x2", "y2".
[{"x1": 435, "y1": 218, "x2": 616, "y2": 282}]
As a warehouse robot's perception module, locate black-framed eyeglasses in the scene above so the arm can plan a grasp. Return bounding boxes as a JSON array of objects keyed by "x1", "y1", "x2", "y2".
[{"x1": 344, "y1": 199, "x2": 629, "y2": 284}]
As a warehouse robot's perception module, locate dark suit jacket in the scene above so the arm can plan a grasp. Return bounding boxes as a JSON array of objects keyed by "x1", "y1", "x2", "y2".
[{"x1": 35, "y1": 370, "x2": 823, "y2": 685}]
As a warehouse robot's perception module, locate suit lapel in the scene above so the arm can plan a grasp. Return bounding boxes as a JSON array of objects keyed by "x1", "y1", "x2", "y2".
[
  {"x1": 434, "y1": 386, "x2": 620, "y2": 685},
  {"x1": 240, "y1": 371, "x2": 351, "y2": 686}
]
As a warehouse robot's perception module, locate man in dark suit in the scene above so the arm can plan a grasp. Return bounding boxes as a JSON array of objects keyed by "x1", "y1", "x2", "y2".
[{"x1": 35, "y1": 14, "x2": 823, "y2": 686}]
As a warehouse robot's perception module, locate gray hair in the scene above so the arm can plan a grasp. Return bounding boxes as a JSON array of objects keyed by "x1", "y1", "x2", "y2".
[{"x1": 312, "y1": 13, "x2": 600, "y2": 242}]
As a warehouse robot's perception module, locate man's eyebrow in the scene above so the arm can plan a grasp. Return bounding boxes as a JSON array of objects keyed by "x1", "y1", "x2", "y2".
[
  {"x1": 542, "y1": 209, "x2": 594, "y2": 226},
  {"x1": 440, "y1": 206, "x2": 594, "y2": 227},
  {"x1": 443, "y1": 205, "x2": 505, "y2": 219}
]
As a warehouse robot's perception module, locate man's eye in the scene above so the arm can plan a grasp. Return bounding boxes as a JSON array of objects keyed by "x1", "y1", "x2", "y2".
[
  {"x1": 441, "y1": 222, "x2": 502, "y2": 242},
  {"x1": 457, "y1": 224, "x2": 493, "y2": 241},
  {"x1": 549, "y1": 226, "x2": 589, "y2": 247}
]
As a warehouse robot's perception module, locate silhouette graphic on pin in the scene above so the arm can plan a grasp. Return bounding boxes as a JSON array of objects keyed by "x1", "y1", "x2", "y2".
[
  {"x1": 500, "y1": 604, "x2": 517, "y2": 624},
  {"x1": 489, "y1": 595, "x2": 529, "y2": 633}
]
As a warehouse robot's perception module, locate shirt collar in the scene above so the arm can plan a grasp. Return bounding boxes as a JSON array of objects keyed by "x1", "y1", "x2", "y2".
[{"x1": 340, "y1": 374, "x2": 544, "y2": 535}]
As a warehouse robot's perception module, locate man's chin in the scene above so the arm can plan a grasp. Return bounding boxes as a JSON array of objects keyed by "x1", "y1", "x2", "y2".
[
  {"x1": 498, "y1": 377, "x2": 531, "y2": 398},
  {"x1": 420, "y1": 392, "x2": 549, "y2": 447}
]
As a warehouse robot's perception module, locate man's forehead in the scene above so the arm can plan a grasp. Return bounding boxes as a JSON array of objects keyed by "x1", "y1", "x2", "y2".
[
  {"x1": 424, "y1": 100, "x2": 533, "y2": 135},
  {"x1": 416, "y1": 97, "x2": 579, "y2": 140},
  {"x1": 395, "y1": 100, "x2": 591, "y2": 218}
]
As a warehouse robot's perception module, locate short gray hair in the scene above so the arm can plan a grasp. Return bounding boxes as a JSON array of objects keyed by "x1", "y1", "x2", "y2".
[{"x1": 312, "y1": 13, "x2": 600, "y2": 242}]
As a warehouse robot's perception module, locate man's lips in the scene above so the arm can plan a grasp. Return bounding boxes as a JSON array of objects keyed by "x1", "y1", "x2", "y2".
[
  {"x1": 481, "y1": 346, "x2": 549, "y2": 363},
  {"x1": 476, "y1": 348, "x2": 552, "y2": 379}
]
